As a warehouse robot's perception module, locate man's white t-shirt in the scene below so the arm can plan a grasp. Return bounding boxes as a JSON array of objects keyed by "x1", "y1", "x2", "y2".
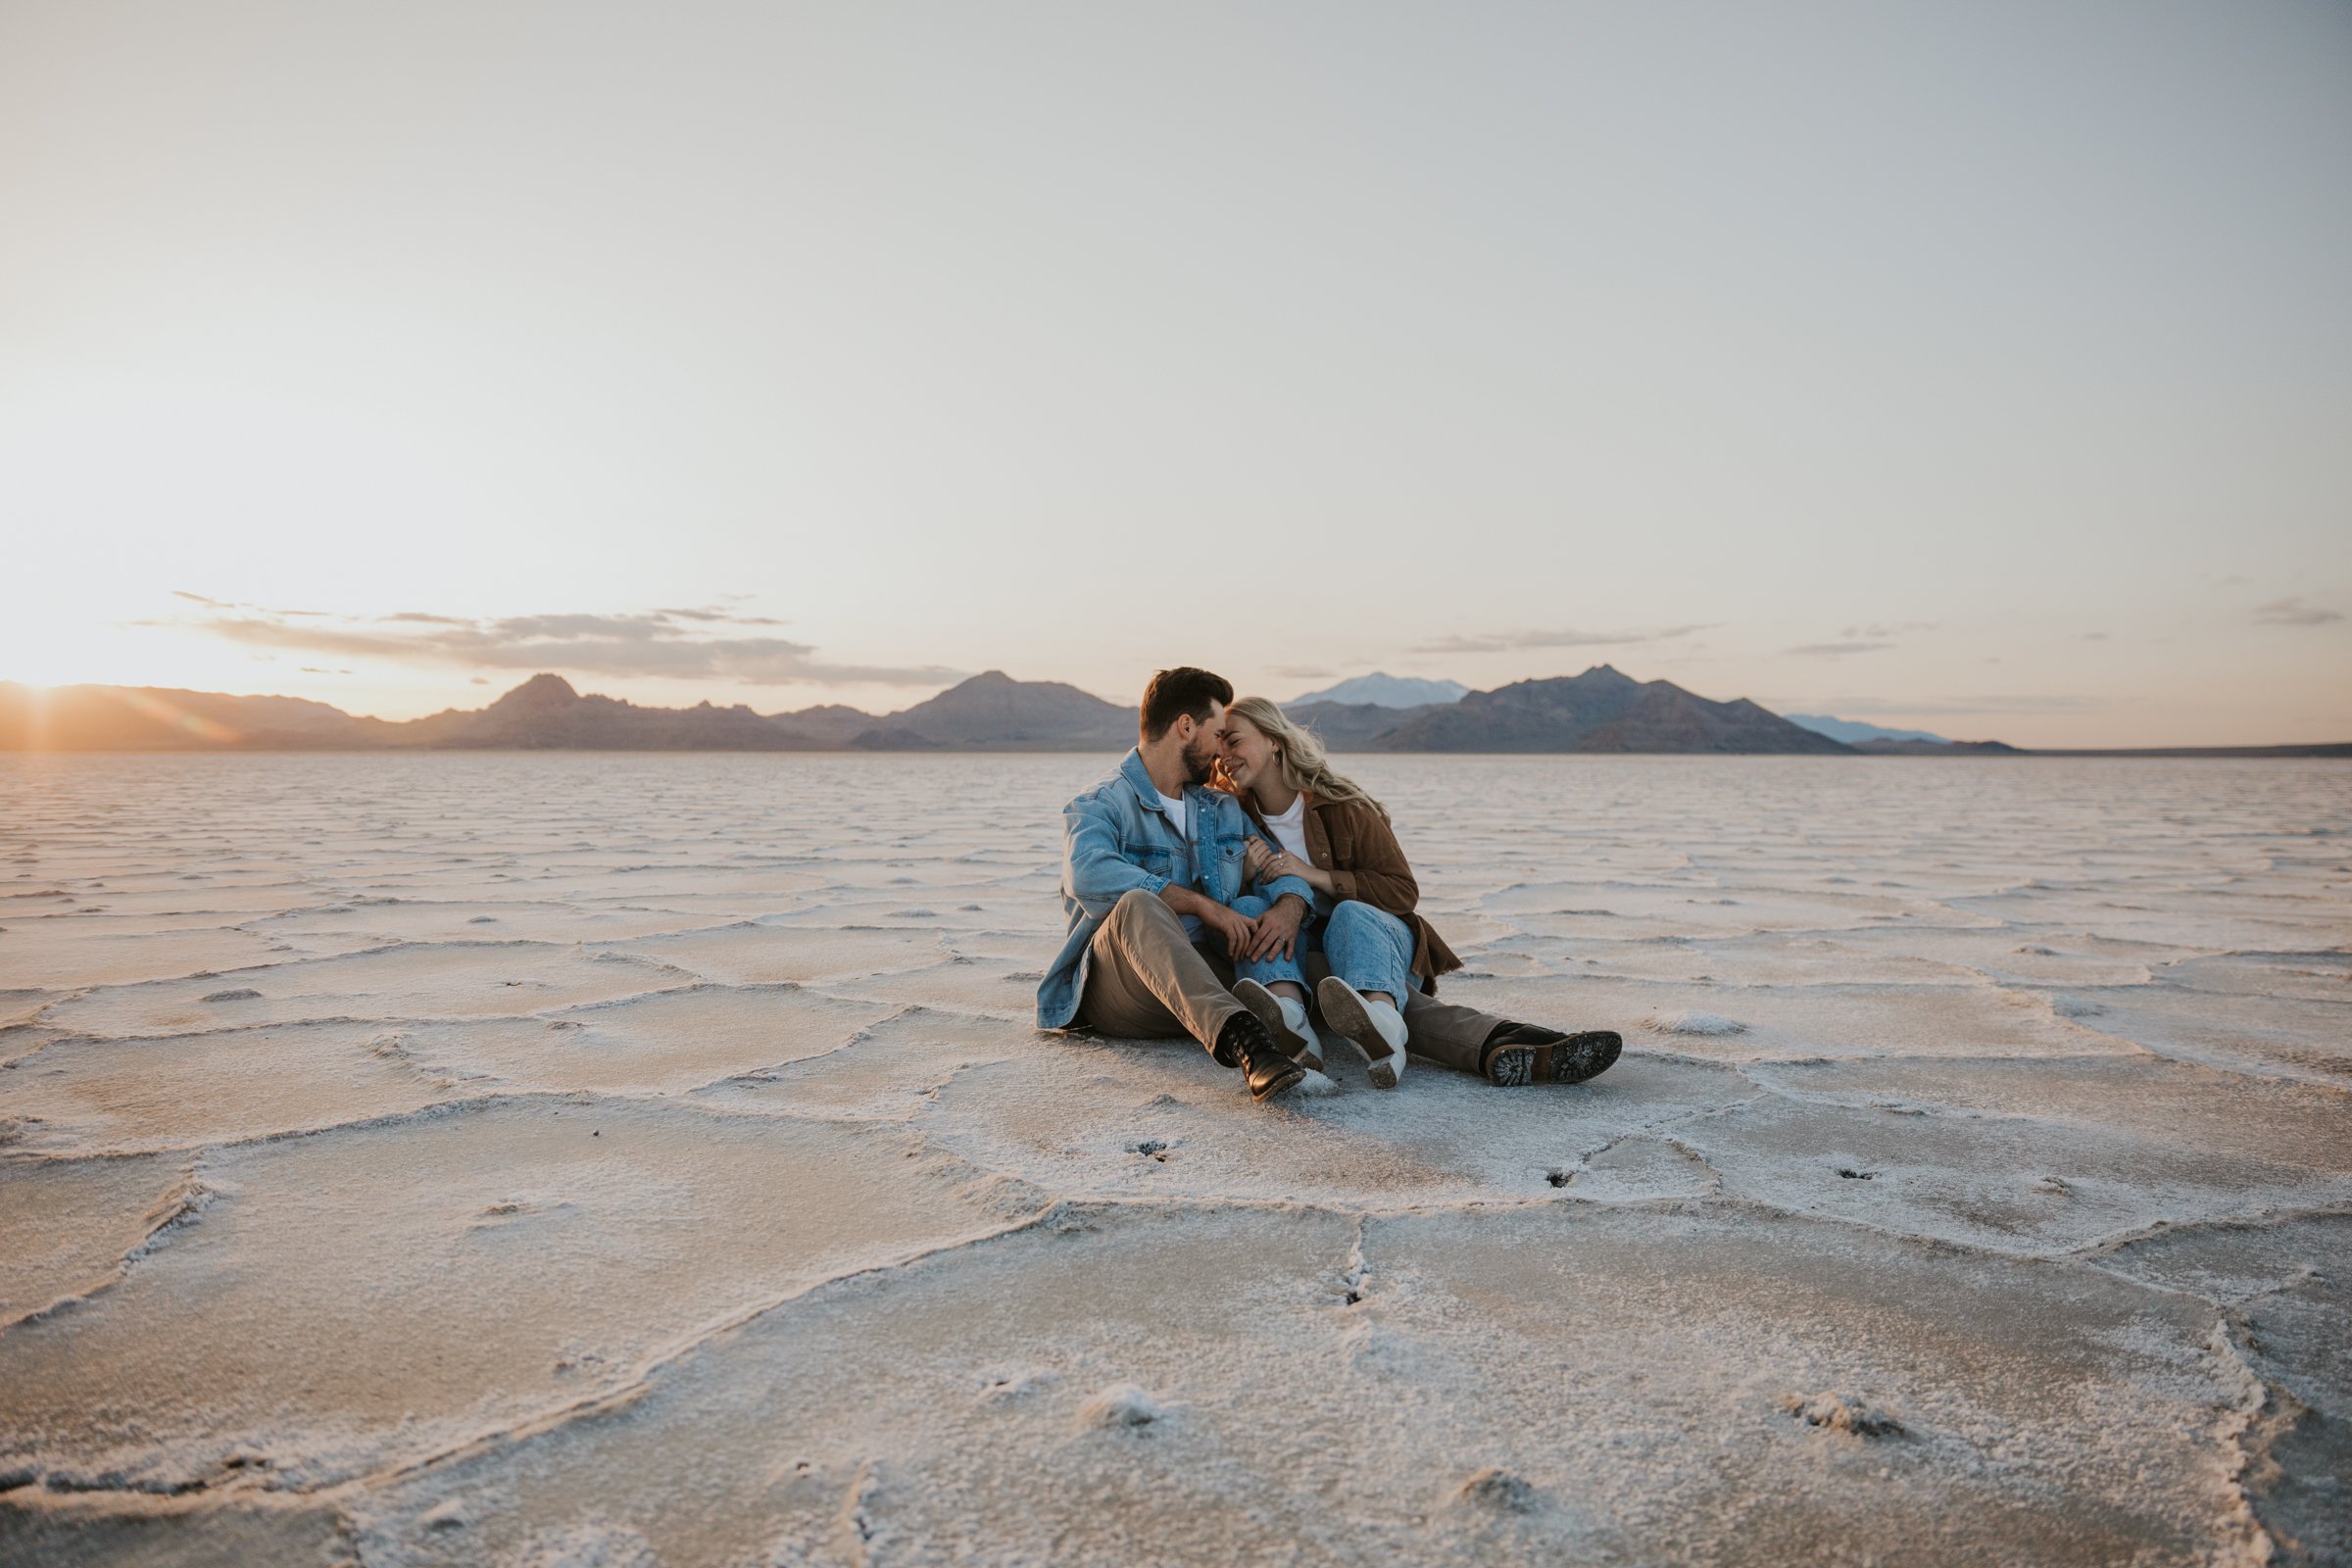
[
  {"x1": 1155, "y1": 789, "x2": 1189, "y2": 845},
  {"x1": 1264, "y1": 794, "x2": 1310, "y2": 864},
  {"x1": 1153, "y1": 788, "x2": 1198, "y2": 938}
]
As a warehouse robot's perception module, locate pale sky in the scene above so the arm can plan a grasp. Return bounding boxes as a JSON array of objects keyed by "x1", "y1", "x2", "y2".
[{"x1": 4, "y1": 1, "x2": 2348, "y2": 745}]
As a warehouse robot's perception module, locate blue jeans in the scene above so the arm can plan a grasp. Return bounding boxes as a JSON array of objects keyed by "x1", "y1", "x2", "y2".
[
  {"x1": 1234, "y1": 897, "x2": 1415, "y2": 1005},
  {"x1": 1227, "y1": 894, "x2": 1307, "y2": 991},
  {"x1": 1322, "y1": 900, "x2": 1416, "y2": 1005}
]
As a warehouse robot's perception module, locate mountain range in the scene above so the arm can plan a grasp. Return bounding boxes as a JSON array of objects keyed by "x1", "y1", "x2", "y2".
[
  {"x1": 0, "y1": 670, "x2": 1137, "y2": 754},
  {"x1": 1292, "y1": 665, "x2": 1850, "y2": 754},
  {"x1": 7, "y1": 668, "x2": 2344, "y2": 756},
  {"x1": 3, "y1": 666, "x2": 1844, "y2": 754}
]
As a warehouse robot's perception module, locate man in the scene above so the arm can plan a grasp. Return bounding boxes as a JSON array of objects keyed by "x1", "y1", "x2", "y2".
[{"x1": 1036, "y1": 667, "x2": 1320, "y2": 1101}]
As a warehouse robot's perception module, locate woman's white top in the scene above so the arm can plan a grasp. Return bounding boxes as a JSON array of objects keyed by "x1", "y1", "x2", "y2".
[{"x1": 1264, "y1": 794, "x2": 1310, "y2": 864}]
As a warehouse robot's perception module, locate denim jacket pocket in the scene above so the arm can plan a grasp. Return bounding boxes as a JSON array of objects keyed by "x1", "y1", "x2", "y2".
[{"x1": 1209, "y1": 841, "x2": 1247, "y2": 901}]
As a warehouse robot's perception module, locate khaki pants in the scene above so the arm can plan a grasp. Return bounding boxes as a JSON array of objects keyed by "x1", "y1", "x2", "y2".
[
  {"x1": 1076, "y1": 889, "x2": 1248, "y2": 1054},
  {"x1": 1301, "y1": 951, "x2": 1503, "y2": 1077}
]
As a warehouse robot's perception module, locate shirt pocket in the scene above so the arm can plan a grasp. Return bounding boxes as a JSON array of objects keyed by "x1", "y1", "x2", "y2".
[{"x1": 1125, "y1": 843, "x2": 1175, "y2": 879}]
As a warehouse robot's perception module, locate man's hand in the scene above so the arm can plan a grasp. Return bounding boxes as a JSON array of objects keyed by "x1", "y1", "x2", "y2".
[
  {"x1": 1242, "y1": 893, "x2": 1308, "y2": 962},
  {"x1": 1164, "y1": 884, "x2": 1253, "y2": 955},
  {"x1": 1196, "y1": 898, "x2": 1256, "y2": 956}
]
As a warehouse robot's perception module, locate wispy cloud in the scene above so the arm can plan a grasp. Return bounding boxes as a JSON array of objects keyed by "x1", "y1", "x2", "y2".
[
  {"x1": 1266, "y1": 664, "x2": 1336, "y2": 680},
  {"x1": 1786, "y1": 641, "x2": 1894, "y2": 658},
  {"x1": 151, "y1": 599, "x2": 965, "y2": 687},
  {"x1": 174, "y1": 589, "x2": 330, "y2": 618},
  {"x1": 1411, "y1": 624, "x2": 1713, "y2": 656},
  {"x1": 656, "y1": 606, "x2": 785, "y2": 625},
  {"x1": 1839, "y1": 621, "x2": 1937, "y2": 639},
  {"x1": 2252, "y1": 596, "x2": 2342, "y2": 626}
]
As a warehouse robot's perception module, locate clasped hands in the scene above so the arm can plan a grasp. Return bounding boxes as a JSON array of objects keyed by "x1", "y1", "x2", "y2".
[
  {"x1": 1243, "y1": 838, "x2": 1305, "y2": 886},
  {"x1": 1174, "y1": 884, "x2": 1307, "y2": 962}
]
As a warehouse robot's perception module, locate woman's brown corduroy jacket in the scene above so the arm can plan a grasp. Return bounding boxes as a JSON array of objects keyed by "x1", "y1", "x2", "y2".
[{"x1": 1245, "y1": 789, "x2": 1462, "y2": 993}]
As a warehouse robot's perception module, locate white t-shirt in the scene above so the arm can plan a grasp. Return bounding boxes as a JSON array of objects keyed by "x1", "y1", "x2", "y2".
[
  {"x1": 1155, "y1": 789, "x2": 1189, "y2": 845},
  {"x1": 1153, "y1": 788, "x2": 1198, "y2": 939},
  {"x1": 1264, "y1": 795, "x2": 1310, "y2": 864}
]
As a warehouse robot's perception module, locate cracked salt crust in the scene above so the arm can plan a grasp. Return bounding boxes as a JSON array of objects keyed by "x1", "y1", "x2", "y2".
[{"x1": 1, "y1": 751, "x2": 2347, "y2": 1566}]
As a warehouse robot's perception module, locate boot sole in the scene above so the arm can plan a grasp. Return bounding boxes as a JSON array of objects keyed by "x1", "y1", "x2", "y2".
[
  {"x1": 1486, "y1": 1031, "x2": 1623, "y2": 1087},
  {"x1": 1317, "y1": 976, "x2": 1403, "y2": 1090},
  {"x1": 1232, "y1": 979, "x2": 1322, "y2": 1072},
  {"x1": 1252, "y1": 1060, "x2": 1308, "y2": 1101}
]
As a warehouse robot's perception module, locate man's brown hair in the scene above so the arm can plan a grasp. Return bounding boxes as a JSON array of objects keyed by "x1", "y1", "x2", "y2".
[{"x1": 1139, "y1": 666, "x2": 1233, "y2": 741}]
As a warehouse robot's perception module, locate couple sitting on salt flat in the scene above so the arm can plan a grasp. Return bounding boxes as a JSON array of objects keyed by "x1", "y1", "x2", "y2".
[{"x1": 1036, "y1": 666, "x2": 1624, "y2": 1102}]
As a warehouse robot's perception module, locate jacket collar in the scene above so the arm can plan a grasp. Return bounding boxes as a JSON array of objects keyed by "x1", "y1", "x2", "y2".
[{"x1": 1118, "y1": 748, "x2": 1195, "y2": 817}]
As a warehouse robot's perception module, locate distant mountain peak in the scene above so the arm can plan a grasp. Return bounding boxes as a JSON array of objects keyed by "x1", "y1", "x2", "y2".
[
  {"x1": 1288, "y1": 672, "x2": 1468, "y2": 709},
  {"x1": 850, "y1": 670, "x2": 1129, "y2": 751},
  {"x1": 492, "y1": 672, "x2": 580, "y2": 708}
]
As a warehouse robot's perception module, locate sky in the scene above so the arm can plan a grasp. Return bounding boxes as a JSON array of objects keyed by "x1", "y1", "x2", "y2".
[{"x1": 3, "y1": 1, "x2": 2348, "y2": 746}]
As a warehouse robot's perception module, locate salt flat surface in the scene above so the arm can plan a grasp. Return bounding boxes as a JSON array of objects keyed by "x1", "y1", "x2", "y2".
[{"x1": 1, "y1": 753, "x2": 2346, "y2": 1566}]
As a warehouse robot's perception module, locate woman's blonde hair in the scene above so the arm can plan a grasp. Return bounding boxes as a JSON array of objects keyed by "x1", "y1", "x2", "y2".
[{"x1": 1215, "y1": 695, "x2": 1388, "y2": 819}]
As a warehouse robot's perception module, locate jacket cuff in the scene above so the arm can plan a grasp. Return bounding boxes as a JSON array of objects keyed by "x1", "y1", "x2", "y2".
[{"x1": 1266, "y1": 872, "x2": 1314, "y2": 907}]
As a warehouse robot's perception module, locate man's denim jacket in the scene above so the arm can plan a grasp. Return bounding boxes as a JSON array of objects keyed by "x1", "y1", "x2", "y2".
[{"x1": 1036, "y1": 749, "x2": 1314, "y2": 1030}]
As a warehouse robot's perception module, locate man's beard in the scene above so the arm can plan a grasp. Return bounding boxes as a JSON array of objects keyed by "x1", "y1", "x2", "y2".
[{"x1": 1181, "y1": 730, "x2": 1220, "y2": 785}]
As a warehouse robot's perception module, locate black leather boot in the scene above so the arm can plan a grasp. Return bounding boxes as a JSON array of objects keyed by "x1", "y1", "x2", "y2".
[
  {"x1": 1480, "y1": 1022, "x2": 1621, "y2": 1087},
  {"x1": 1216, "y1": 1012, "x2": 1306, "y2": 1102}
]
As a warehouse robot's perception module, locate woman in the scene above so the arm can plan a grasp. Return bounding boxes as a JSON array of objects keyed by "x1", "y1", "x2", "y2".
[
  {"x1": 1215, "y1": 696, "x2": 1625, "y2": 1090},
  {"x1": 1212, "y1": 696, "x2": 1462, "y2": 1088}
]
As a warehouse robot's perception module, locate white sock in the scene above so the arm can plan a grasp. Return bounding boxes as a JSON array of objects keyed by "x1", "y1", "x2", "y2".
[{"x1": 1367, "y1": 1000, "x2": 1408, "y2": 1054}]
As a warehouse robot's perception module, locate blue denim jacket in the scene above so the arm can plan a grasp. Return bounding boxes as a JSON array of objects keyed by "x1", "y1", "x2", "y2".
[{"x1": 1036, "y1": 749, "x2": 1314, "y2": 1029}]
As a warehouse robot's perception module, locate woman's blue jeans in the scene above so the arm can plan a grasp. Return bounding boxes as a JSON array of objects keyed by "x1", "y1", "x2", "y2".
[
  {"x1": 1319, "y1": 899, "x2": 1417, "y2": 1004},
  {"x1": 1233, "y1": 896, "x2": 1414, "y2": 1004}
]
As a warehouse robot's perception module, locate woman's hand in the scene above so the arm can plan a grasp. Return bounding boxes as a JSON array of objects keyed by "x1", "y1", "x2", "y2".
[
  {"x1": 1244, "y1": 839, "x2": 1276, "y2": 882},
  {"x1": 1255, "y1": 845, "x2": 1332, "y2": 894}
]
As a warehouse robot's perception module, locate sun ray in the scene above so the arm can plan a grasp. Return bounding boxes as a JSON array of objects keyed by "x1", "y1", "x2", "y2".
[{"x1": 100, "y1": 687, "x2": 244, "y2": 744}]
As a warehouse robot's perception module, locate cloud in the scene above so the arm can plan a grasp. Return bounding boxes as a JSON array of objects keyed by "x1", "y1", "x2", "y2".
[
  {"x1": 2252, "y1": 597, "x2": 2342, "y2": 626},
  {"x1": 1411, "y1": 623, "x2": 1713, "y2": 656},
  {"x1": 163, "y1": 599, "x2": 965, "y2": 687},
  {"x1": 1786, "y1": 642, "x2": 1894, "y2": 658},
  {"x1": 1265, "y1": 664, "x2": 1336, "y2": 680},
  {"x1": 657, "y1": 606, "x2": 786, "y2": 626},
  {"x1": 172, "y1": 590, "x2": 329, "y2": 617},
  {"x1": 1838, "y1": 621, "x2": 1938, "y2": 639},
  {"x1": 2081, "y1": 632, "x2": 2108, "y2": 641}
]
